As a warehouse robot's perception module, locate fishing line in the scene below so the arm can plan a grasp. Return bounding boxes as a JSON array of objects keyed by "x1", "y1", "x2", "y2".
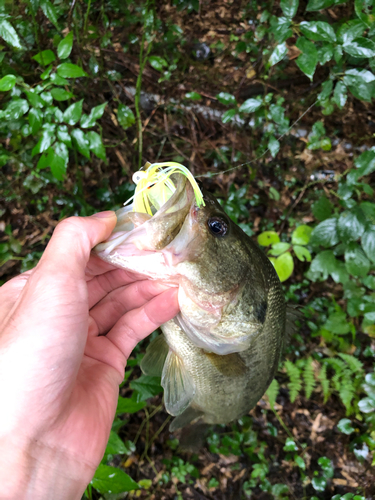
[{"x1": 195, "y1": 99, "x2": 318, "y2": 178}]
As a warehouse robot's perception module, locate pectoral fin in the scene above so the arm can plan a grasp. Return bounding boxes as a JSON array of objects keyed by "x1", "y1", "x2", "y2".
[
  {"x1": 161, "y1": 350, "x2": 195, "y2": 416},
  {"x1": 140, "y1": 335, "x2": 169, "y2": 377},
  {"x1": 204, "y1": 352, "x2": 247, "y2": 377}
]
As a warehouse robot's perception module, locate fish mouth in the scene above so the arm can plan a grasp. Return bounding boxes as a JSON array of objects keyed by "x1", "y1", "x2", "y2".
[{"x1": 94, "y1": 173, "x2": 197, "y2": 277}]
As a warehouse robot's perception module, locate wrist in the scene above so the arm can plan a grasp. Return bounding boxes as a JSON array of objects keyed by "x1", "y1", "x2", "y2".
[{"x1": 0, "y1": 435, "x2": 93, "y2": 500}]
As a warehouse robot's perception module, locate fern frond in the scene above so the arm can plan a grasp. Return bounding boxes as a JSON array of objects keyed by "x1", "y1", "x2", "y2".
[
  {"x1": 266, "y1": 379, "x2": 279, "y2": 410},
  {"x1": 318, "y1": 364, "x2": 330, "y2": 403},
  {"x1": 303, "y1": 357, "x2": 316, "y2": 400},
  {"x1": 339, "y1": 373, "x2": 356, "y2": 414},
  {"x1": 284, "y1": 360, "x2": 302, "y2": 403},
  {"x1": 338, "y1": 353, "x2": 364, "y2": 374}
]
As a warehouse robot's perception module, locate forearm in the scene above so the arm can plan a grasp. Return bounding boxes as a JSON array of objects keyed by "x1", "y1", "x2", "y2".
[{"x1": 0, "y1": 437, "x2": 93, "y2": 500}]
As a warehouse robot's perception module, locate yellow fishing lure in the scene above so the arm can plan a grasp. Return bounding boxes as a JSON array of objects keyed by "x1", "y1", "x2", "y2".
[{"x1": 127, "y1": 161, "x2": 205, "y2": 216}]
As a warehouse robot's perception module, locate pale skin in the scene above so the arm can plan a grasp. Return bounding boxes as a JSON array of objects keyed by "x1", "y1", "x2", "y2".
[{"x1": 0, "y1": 211, "x2": 179, "y2": 500}]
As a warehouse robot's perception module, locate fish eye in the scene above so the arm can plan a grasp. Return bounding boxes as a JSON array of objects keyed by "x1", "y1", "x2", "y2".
[{"x1": 207, "y1": 216, "x2": 229, "y2": 237}]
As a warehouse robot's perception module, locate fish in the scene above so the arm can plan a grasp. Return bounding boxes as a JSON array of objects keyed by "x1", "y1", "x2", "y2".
[{"x1": 95, "y1": 171, "x2": 288, "y2": 430}]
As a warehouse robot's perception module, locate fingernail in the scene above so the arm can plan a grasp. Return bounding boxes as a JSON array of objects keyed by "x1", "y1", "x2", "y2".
[{"x1": 92, "y1": 211, "x2": 116, "y2": 219}]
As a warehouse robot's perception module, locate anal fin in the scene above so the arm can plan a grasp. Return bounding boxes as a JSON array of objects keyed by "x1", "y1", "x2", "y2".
[
  {"x1": 162, "y1": 350, "x2": 195, "y2": 417},
  {"x1": 140, "y1": 335, "x2": 169, "y2": 377}
]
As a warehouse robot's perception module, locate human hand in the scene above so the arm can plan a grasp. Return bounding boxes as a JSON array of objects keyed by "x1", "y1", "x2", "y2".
[{"x1": 0, "y1": 212, "x2": 179, "y2": 500}]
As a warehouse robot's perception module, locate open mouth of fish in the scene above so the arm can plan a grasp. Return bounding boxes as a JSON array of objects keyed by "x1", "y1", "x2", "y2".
[{"x1": 95, "y1": 173, "x2": 259, "y2": 355}]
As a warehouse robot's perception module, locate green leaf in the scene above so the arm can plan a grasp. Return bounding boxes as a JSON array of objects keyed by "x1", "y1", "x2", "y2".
[
  {"x1": 24, "y1": 90, "x2": 44, "y2": 108},
  {"x1": 312, "y1": 195, "x2": 333, "y2": 221},
  {"x1": 0, "y1": 19, "x2": 22, "y2": 49},
  {"x1": 269, "y1": 42, "x2": 288, "y2": 66},
  {"x1": 185, "y1": 92, "x2": 202, "y2": 100},
  {"x1": 283, "y1": 437, "x2": 298, "y2": 452},
  {"x1": 57, "y1": 31, "x2": 73, "y2": 59},
  {"x1": 80, "y1": 102, "x2": 107, "y2": 128},
  {"x1": 295, "y1": 455, "x2": 306, "y2": 470},
  {"x1": 337, "y1": 418, "x2": 355, "y2": 435},
  {"x1": 354, "y1": 149, "x2": 375, "y2": 178},
  {"x1": 33, "y1": 49, "x2": 56, "y2": 66},
  {"x1": 87, "y1": 131, "x2": 106, "y2": 161},
  {"x1": 337, "y1": 20, "x2": 366, "y2": 44},
  {"x1": 361, "y1": 201, "x2": 375, "y2": 223},
  {"x1": 222, "y1": 109, "x2": 237, "y2": 124},
  {"x1": 117, "y1": 103, "x2": 135, "y2": 130},
  {"x1": 358, "y1": 397, "x2": 375, "y2": 413},
  {"x1": 50, "y1": 142, "x2": 68, "y2": 180},
  {"x1": 116, "y1": 396, "x2": 146, "y2": 414},
  {"x1": 28, "y1": 108, "x2": 43, "y2": 134},
  {"x1": 292, "y1": 225, "x2": 312, "y2": 245},
  {"x1": 91, "y1": 464, "x2": 139, "y2": 494},
  {"x1": 337, "y1": 210, "x2": 366, "y2": 241},
  {"x1": 239, "y1": 98, "x2": 262, "y2": 113},
  {"x1": 105, "y1": 431, "x2": 128, "y2": 456},
  {"x1": 312, "y1": 476, "x2": 327, "y2": 492},
  {"x1": 317, "y1": 43, "x2": 333, "y2": 64},
  {"x1": 40, "y1": 0, "x2": 59, "y2": 29},
  {"x1": 295, "y1": 37, "x2": 318, "y2": 80},
  {"x1": 57, "y1": 63, "x2": 88, "y2": 78},
  {"x1": 216, "y1": 92, "x2": 237, "y2": 106},
  {"x1": 5, "y1": 98, "x2": 29, "y2": 120},
  {"x1": 310, "y1": 218, "x2": 339, "y2": 247},
  {"x1": 32, "y1": 126, "x2": 55, "y2": 156},
  {"x1": 130, "y1": 375, "x2": 162, "y2": 401},
  {"x1": 268, "y1": 242, "x2": 291, "y2": 256},
  {"x1": 268, "y1": 135, "x2": 280, "y2": 157},
  {"x1": 148, "y1": 55, "x2": 168, "y2": 72},
  {"x1": 308, "y1": 249, "x2": 337, "y2": 280},
  {"x1": 345, "y1": 242, "x2": 370, "y2": 277},
  {"x1": 362, "y1": 229, "x2": 375, "y2": 263},
  {"x1": 257, "y1": 231, "x2": 280, "y2": 246},
  {"x1": 293, "y1": 245, "x2": 312, "y2": 262},
  {"x1": 306, "y1": 0, "x2": 335, "y2": 10},
  {"x1": 0, "y1": 75, "x2": 16, "y2": 92},
  {"x1": 71, "y1": 128, "x2": 90, "y2": 158},
  {"x1": 272, "y1": 252, "x2": 294, "y2": 282},
  {"x1": 56, "y1": 124, "x2": 72, "y2": 147},
  {"x1": 299, "y1": 21, "x2": 336, "y2": 42},
  {"x1": 343, "y1": 37, "x2": 375, "y2": 58},
  {"x1": 332, "y1": 81, "x2": 347, "y2": 108},
  {"x1": 63, "y1": 99, "x2": 83, "y2": 125},
  {"x1": 280, "y1": 0, "x2": 299, "y2": 18},
  {"x1": 343, "y1": 68, "x2": 375, "y2": 85},
  {"x1": 37, "y1": 147, "x2": 54, "y2": 169},
  {"x1": 50, "y1": 87, "x2": 73, "y2": 101}
]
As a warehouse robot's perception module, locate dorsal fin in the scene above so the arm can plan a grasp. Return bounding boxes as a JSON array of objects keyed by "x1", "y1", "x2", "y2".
[
  {"x1": 140, "y1": 335, "x2": 169, "y2": 377},
  {"x1": 161, "y1": 350, "x2": 195, "y2": 416}
]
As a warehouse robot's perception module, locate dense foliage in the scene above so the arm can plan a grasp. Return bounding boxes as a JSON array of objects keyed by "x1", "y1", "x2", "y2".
[{"x1": 1, "y1": 0, "x2": 374, "y2": 498}]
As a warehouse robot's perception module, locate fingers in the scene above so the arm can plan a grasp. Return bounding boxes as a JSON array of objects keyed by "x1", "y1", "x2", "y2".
[
  {"x1": 38, "y1": 211, "x2": 117, "y2": 279},
  {"x1": 89, "y1": 280, "x2": 175, "y2": 335},
  {"x1": 87, "y1": 268, "x2": 146, "y2": 309},
  {"x1": 106, "y1": 287, "x2": 179, "y2": 361}
]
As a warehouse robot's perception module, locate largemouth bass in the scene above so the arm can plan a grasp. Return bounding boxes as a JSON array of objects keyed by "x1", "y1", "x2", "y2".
[{"x1": 95, "y1": 171, "x2": 287, "y2": 430}]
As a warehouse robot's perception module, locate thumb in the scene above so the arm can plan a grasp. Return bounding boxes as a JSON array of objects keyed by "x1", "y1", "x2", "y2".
[{"x1": 38, "y1": 211, "x2": 117, "y2": 278}]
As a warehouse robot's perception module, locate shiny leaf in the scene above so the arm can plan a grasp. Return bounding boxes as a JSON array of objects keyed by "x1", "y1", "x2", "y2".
[
  {"x1": 57, "y1": 63, "x2": 88, "y2": 78},
  {"x1": 57, "y1": 31, "x2": 73, "y2": 59},
  {"x1": 91, "y1": 464, "x2": 139, "y2": 494},
  {"x1": 0, "y1": 74, "x2": 16, "y2": 91},
  {"x1": 71, "y1": 128, "x2": 90, "y2": 158},
  {"x1": 63, "y1": 99, "x2": 83, "y2": 125},
  {"x1": 257, "y1": 231, "x2": 280, "y2": 246},
  {"x1": 117, "y1": 103, "x2": 135, "y2": 130},
  {"x1": 0, "y1": 19, "x2": 22, "y2": 49},
  {"x1": 33, "y1": 49, "x2": 56, "y2": 66}
]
